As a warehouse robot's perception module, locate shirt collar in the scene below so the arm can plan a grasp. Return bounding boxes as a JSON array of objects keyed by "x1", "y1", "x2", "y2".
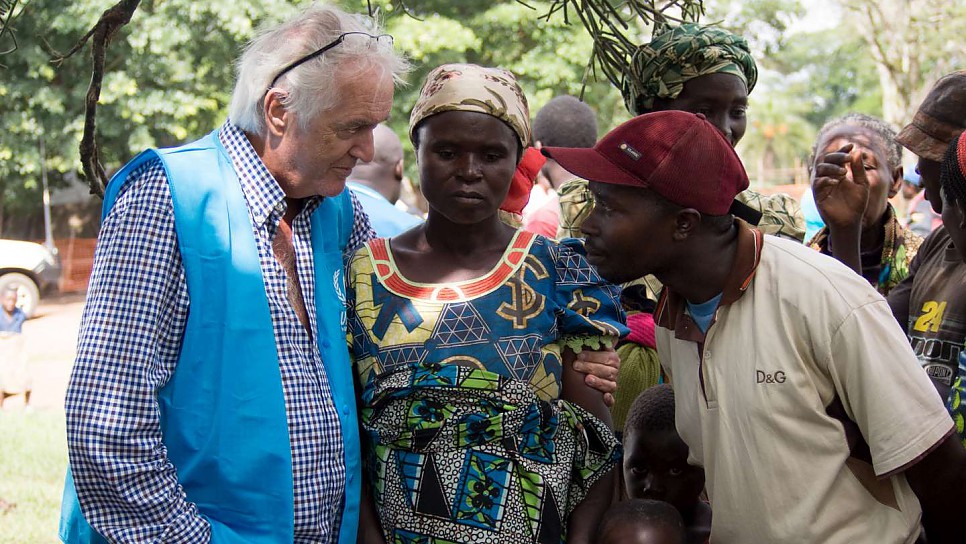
[
  {"x1": 655, "y1": 219, "x2": 763, "y2": 341},
  {"x1": 218, "y1": 121, "x2": 322, "y2": 226}
]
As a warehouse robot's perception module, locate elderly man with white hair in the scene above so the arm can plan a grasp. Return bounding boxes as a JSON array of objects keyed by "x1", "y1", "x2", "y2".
[{"x1": 59, "y1": 4, "x2": 407, "y2": 543}]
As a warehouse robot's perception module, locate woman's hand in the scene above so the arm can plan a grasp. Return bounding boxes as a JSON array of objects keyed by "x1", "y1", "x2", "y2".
[
  {"x1": 812, "y1": 143, "x2": 868, "y2": 274},
  {"x1": 812, "y1": 143, "x2": 870, "y2": 230}
]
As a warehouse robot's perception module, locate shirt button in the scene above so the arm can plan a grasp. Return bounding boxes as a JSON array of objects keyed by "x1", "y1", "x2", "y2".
[
  {"x1": 322, "y1": 339, "x2": 331, "y2": 348},
  {"x1": 342, "y1": 406, "x2": 350, "y2": 416},
  {"x1": 275, "y1": 202, "x2": 285, "y2": 213}
]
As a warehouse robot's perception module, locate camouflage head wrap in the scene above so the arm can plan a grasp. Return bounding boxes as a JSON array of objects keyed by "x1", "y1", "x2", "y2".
[
  {"x1": 409, "y1": 63, "x2": 531, "y2": 148},
  {"x1": 621, "y1": 23, "x2": 758, "y2": 115}
]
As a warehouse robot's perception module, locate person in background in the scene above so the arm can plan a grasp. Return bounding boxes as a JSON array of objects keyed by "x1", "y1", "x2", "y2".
[
  {"x1": 505, "y1": 146, "x2": 547, "y2": 228},
  {"x1": 933, "y1": 134, "x2": 966, "y2": 445},
  {"x1": 808, "y1": 113, "x2": 922, "y2": 296},
  {"x1": 623, "y1": 385, "x2": 710, "y2": 544},
  {"x1": 60, "y1": 5, "x2": 408, "y2": 542},
  {"x1": 903, "y1": 170, "x2": 942, "y2": 237},
  {"x1": 557, "y1": 23, "x2": 806, "y2": 243},
  {"x1": 544, "y1": 110, "x2": 966, "y2": 543},
  {"x1": 887, "y1": 71, "x2": 966, "y2": 403},
  {"x1": 0, "y1": 287, "x2": 32, "y2": 409},
  {"x1": 347, "y1": 123, "x2": 422, "y2": 238},
  {"x1": 896, "y1": 71, "x2": 966, "y2": 215},
  {"x1": 349, "y1": 63, "x2": 626, "y2": 544},
  {"x1": 800, "y1": 186, "x2": 826, "y2": 243},
  {"x1": 523, "y1": 95, "x2": 598, "y2": 239},
  {"x1": 598, "y1": 499, "x2": 686, "y2": 544}
]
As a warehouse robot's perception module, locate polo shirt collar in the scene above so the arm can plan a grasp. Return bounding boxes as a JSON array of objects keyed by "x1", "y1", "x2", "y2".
[{"x1": 655, "y1": 219, "x2": 764, "y2": 340}]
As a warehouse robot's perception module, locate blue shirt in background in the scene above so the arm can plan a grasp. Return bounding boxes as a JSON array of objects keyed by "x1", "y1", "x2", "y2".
[
  {"x1": 0, "y1": 307, "x2": 27, "y2": 334},
  {"x1": 800, "y1": 189, "x2": 825, "y2": 243},
  {"x1": 347, "y1": 182, "x2": 422, "y2": 238}
]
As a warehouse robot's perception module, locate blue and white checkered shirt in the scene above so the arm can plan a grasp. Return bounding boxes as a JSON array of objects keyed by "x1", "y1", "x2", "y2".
[{"x1": 65, "y1": 121, "x2": 375, "y2": 543}]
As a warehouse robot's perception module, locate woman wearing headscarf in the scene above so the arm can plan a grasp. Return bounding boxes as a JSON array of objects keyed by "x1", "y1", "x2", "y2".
[
  {"x1": 348, "y1": 64, "x2": 627, "y2": 544},
  {"x1": 558, "y1": 23, "x2": 805, "y2": 242}
]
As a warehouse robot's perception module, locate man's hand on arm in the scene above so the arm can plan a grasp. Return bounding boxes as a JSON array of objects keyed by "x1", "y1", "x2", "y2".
[{"x1": 573, "y1": 347, "x2": 621, "y2": 407}]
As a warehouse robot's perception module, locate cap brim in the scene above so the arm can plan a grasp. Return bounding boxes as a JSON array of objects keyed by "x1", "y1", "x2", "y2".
[
  {"x1": 541, "y1": 146, "x2": 646, "y2": 188},
  {"x1": 896, "y1": 124, "x2": 947, "y2": 162}
]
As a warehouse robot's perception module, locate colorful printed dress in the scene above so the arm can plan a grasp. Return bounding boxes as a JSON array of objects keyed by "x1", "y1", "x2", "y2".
[
  {"x1": 346, "y1": 231, "x2": 627, "y2": 544},
  {"x1": 808, "y1": 205, "x2": 923, "y2": 296}
]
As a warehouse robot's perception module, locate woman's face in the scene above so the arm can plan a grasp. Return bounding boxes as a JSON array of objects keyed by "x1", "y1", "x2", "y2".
[
  {"x1": 415, "y1": 111, "x2": 519, "y2": 225},
  {"x1": 814, "y1": 124, "x2": 900, "y2": 230},
  {"x1": 651, "y1": 72, "x2": 749, "y2": 146}
]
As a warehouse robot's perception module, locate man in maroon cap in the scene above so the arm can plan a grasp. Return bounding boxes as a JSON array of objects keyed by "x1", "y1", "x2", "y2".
[{"x1": 543, "y1": 110, "x2": 966, "y2": 544}]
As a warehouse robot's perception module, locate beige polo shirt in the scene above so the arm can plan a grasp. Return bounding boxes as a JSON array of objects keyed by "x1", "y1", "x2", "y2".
[{"x1": 655, "y1": 224, "x2": 954, "y2": 544}]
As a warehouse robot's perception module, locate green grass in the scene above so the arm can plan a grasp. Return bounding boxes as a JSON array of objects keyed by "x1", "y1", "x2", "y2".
[{"x1": 0, "y1": 410, "x2": 67, "y2": 544}]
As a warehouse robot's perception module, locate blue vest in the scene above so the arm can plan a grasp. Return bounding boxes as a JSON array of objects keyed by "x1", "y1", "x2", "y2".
[{"x1": 59, "y1": 131, "x2": 361, "y2": 544}]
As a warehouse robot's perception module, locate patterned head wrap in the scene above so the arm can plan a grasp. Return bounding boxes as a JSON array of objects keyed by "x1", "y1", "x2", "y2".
[
  {"x1": 409, "y1": 63, "x2": 531, "y2": 148},
  {"x1": 621, "y1": 23, "x2": 758, "y2": 114}
]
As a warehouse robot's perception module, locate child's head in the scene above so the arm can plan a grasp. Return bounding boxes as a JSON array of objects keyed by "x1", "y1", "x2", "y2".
[
  {"x1": 2, "y1": 288, "x2": 17, "y2": 314},
  {"x1": 623, "y1": 384, "x2": 705, "y2": 514},
  {"x1": 598, "y1": 498, "x2": 686, "y2": 544}
]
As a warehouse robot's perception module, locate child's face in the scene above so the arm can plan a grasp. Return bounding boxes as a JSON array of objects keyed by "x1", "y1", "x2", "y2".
[
  {"x1": 2, "y1": 291, "x2": 16, "y2": 313},
  {"x1": 623, "y1": 428, "x2": 705, "y2": 513},
  {"x1": 601, "y1": 521, "x2": 684, "y2": 544}
]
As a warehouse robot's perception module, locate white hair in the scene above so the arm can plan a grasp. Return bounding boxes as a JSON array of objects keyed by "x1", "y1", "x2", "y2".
[{"x1": 229, "y1": 3, "x2": 409, "y2": 135}]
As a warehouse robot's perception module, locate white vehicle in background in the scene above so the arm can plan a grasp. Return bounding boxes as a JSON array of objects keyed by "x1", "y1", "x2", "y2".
[{"x1": 0, "y1": 239, "x2": 61, "y2": 318}]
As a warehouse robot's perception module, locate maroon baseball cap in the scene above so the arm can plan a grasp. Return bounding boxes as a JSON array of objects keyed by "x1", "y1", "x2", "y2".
[{"x1": 541, "y1": 110, "x2": 750, "y2": 216}]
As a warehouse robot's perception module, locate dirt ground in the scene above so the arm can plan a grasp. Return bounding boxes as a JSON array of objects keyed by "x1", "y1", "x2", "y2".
[{"x1": 2, "y1": 293, "x2": 86, "y2": 412}]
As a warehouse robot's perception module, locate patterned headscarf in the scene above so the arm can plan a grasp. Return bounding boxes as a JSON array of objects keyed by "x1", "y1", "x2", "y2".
[
  {"x1": 621, "y1": 23, "x2": 758, "y2": 114},
  {"x1": 409, "y1": 63, "x2": 531, "y2": 148}
]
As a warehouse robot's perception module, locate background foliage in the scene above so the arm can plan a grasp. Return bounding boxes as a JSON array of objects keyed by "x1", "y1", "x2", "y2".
[{"x1": 1, "y1": 0, "x2": 963, "y2": 235}]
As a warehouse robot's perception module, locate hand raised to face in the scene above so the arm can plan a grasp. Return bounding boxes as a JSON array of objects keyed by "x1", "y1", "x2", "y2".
[{"x1": 812, "y1": 143, "x2": 872, "y2": 230}]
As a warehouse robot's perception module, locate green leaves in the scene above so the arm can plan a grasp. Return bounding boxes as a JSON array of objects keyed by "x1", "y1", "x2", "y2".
[{"x1": 1, "y1": 0, "x2": 293, "y2": 215}]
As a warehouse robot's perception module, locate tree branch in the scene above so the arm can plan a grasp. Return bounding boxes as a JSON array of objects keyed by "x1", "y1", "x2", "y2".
[
  {"x1": 47, "y1": 0, "x2": 141, "y2": 198},
  {"x1": 0, "y1": 0, "x2": 24, "y2": 64}
]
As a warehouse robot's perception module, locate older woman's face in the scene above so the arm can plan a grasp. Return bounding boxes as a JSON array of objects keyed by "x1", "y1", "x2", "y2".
[
  {"x1": 652, "y1": 72, "x2": 749, "y2": 146},
  {"x1": 814, "y1": 124, "x2": 900, "y2": 230},
  {"x1": 416, "y1": 111, "x2": 519, "y2": 225}
]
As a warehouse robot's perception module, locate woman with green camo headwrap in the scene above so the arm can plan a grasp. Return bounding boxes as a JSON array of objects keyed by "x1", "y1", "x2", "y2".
[
  {"x1": 621, "y1": 23, "x2": 757, "y2": 121},
  {"x1": 558, "y1": 23, "x2": 804, "y2": 244},
  {"x1": 554, "y1": 22, "x2": 805, "y2": 434}
]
